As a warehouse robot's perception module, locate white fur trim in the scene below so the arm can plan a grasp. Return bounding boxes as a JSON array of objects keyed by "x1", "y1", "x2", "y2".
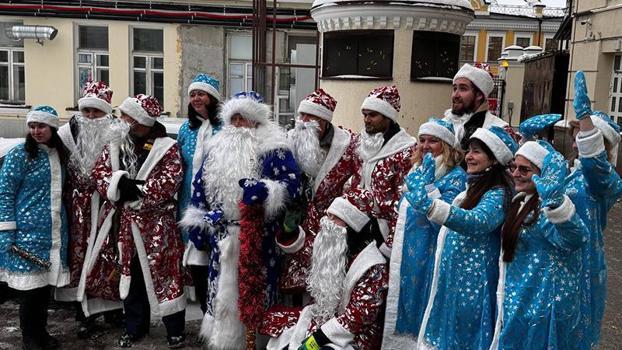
[
  {"x1": 188, "y1": 82, "x2": 221, "y2": 101},
  {"x1": 489, "y1": 250, "x2": 506, "y2": 350},
  {"x1": 321, "y1": 318, "x2": 355, "y2": 347},
  {"x1": 427, "y1": 199, "x2": 451, "y2": 225},
  {"x1": 220, "y1": 97, "x2": 271, "y2": 126},
  {"x1": 192, "y1": 121, "x2": 212, "y2": 184},
  {"x1": 327, "y1": 197, "x2": 370, "y2": 232},
  {"x1": 106, "y1": 170, "x2": 129, "y2": 202},
  {"x1": 471, "y1": 128, "x2": 513, "y2": 166},
  {"x1": 80, "y1": 297, "x2": 122, "y2": 318},
  {"x1": 179, "y1": 205, "x2": 210, "y2": 231},
  {"x1": 0, "y1": 221, "x2": 16, "y2": 230},
  {"x1": 54, "y1": 286, "x2": 78, "y2": 302},
  {"x1": 26, "y1": 110, "x2": 59, "y2": 128},
  {"x1": 453, "y1": 63, "x2": 494, "y2": 97},
  {"x1": 339, "y1": 243, "x2": 386, "y2": 312},
  {"x1": 47, "y1": 148, "x2": 69, "y2": 287},
  {"x1": 419, "y1": 122, "x2": 458, "y2": 148},
  {"x1": 378, "y1": 218, "x2": 390, "y2": 241},
  {"x1": 379, "y1": 242, "x2": 392, "y2": 258},
  {"x1": 119, "y1": 97, "x2": 155, "y2": 127},
  {"x1": 543, "y1": 195, "x2": 575, "y2": 224},
  {"x1": 577, "y1": 128, "x2": 606, "y2": 158},
  {"x1": 361, "y1": 96, "x2": 398, "y2": 121},
  {"x1": 288, "y1": 305, "x2": 315, "y2": 349},
  {"x1": 57, "y1": 123, "x2": 76, "y2": 155},
  {"x1": 119, "y1": 274, "x2": 131, "y2": 300},
  {"x1": 78, "y1": 96, "x2": 112, "y2": 114},
  {"x1": 515, "y1": 141, "x2": 549, "y2": 170},
  {"x1": 255, "y1": 122, "x2": 291, "y2": 156},
  {"x1": 183, "y1": 241, "x2": 209, "y2": 266},
  {"x1": 314, "y1": 127, "x2": 351, "y2": 193},
  {"x1": 298, "y1": 99, "x2": 333, "y2": 122},
  {"x1": 276, "y1": 226, "x2": 306, "y2": 254},
  {"x1": 427, "y1": 186, "x2": 442, "y2": 200},
  {"x1": 263, "y1": 179, "x2": 289, "y2": 219},
  {"x1": 366, "y1": 129, "x2": 416, "y2": 164},
  {"x1": 591, "y1": 115, "x2": 621, "y2": 146}
]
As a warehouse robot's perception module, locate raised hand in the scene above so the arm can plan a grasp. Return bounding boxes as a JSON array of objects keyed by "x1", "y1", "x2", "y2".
[
  {"x1": 573, "y1": 70, "x2": 593, "y2": 120},
  {"x1": 533, "y1": 151, "x2": 568, "y2": 208},
  {"x1": 238, "y1": 178, "x2": 268, "y2": 205},
  {"x1": 406, "y1": 153, "x2": 436, "y2": 192}
]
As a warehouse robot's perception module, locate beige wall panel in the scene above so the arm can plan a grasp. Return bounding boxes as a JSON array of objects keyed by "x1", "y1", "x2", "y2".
[
  {"x1": 108, "y1": 23, "x2": 130, "y2": 107},
  {"x1": 164, "y1": 24, "x2": 181, "y2": 118},
  {"x1": 501, "y1": 64, "x2": 524, "y2": 126},
  {"x1": 570, "y1": 41, "x2": 601, "y2": 71},
  {"x1": 576, "y1": 0, "x2": 607, "y2": 14}
]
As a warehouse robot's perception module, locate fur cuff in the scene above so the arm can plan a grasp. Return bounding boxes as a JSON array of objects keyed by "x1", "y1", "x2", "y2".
[
  {"x1": 119, "y1": 274, "x2": 131, "y2": 300},
  {"x1": 0, "y1": 221, "x2": 16, "y2": 231},
  {"x1": 179, "y1": 206, "x2": 210, "y2": 231},
  {"x1": 577, "y1": 129, "x2": 606, "y2": 158},
  {"x1": 426, "y1": 184, "x2": 441, "y2": 200},
  {"x1": 379, "y1": 242, "x2": 392, "y2": 258},
  {"x1": 107, "y1": 170, "x2": 129, "y2": 202},
  {"x1": 427, "y1": 199, "x2": 451, "y2": 225},
  {"x1": 276, "y1": 226, "x2": 306, "y2": 253},
  {"x1": 377, "y1": 218, "x2": 390, "y2": 240},
  {"x1": 327, "y1": 197, "x2": 370, "y2": 232},
  {"x1": 543, "y1": 195, "x2": 575, "y2": 224},
  {"x1": 263, "y1": 179, "x2": 288, "y2": 219},
  {"x1": 320, "y1": 318, "x2": 355, "y2": 348}
]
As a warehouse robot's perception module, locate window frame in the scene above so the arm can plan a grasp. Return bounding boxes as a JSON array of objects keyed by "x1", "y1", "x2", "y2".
[
  {"x1": 485, "y1": 32, "x2": 505, "y2": 63},
  {"x1": 411, "y1": 31, "x2": 461, "y2": 81},
  {"x1": 0, "y1": 46, "x2": 25, "y2": 104},
  {"x1": 74, "y1": 24, "x2": 110, "y2": 103},
  {"x1": 514, "y1": 33, "x2": 532, "y2": 48},
  {"x1": 459, "y1": 31, "x2": 478, "y2": 65},
  {"x1": 130, "y1": 26, "x2": 164, "y2": 105}
]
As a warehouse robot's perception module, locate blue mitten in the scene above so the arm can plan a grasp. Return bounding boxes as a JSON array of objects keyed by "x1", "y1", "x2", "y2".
[
  {"x1": 573, "y1": 71, "x2": 593, "y2": 120},
  {"x1": 406, "y1": 153, "x2": 436, "y2": 192},
  {"x1": 203, "y1": 209, "x2": 224, "y2": 226},
  {"x1": 238, "y1": 178, "x2": 269, "y2": 205},
  {"x1": 533, "y1": 151, "x2": 568, "y2": 208}
]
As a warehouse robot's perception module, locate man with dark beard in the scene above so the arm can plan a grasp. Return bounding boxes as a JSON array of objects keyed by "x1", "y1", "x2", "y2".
[
  {"x1": 273, "y1": 89, "x2": 359, "y2": 305},
  {"x1": 443, "y1": 63, "x2": 513, "y2": 152},
  {"x1": 56, "y1": 80, "x2": 124, "y2": 337},
  {"x1": 87, "y1": 94, "x2": 186, "y2": 348},
  {"x1": 265, "y1": 196, "x2": 389, "y2": 350},
  {"x1": 179, "y1": 91, "x2": 301, "y2": 350}
]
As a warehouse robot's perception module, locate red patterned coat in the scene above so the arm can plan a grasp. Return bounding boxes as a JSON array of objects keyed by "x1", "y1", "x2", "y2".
[
  {"x1": 81, "y1": 137, "x2": 186, "y2": 317},
  {"x1": 278, "y1": 127, "x2": 360, "y2": 292},
  {"x1": 264, "y1": 243, "x2": 389, "y2": 350}
]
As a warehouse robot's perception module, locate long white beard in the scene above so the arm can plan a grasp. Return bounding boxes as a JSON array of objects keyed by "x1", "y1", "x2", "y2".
[
  {"x1": 307, "y1": 216, "x2": 348, "y2": 324},
  {"x1": 70, "y1": 115, "x2": 114, "y2": 177},
  {"x1": 289, "y1": 119, "x2": 326, "y2": 178},
  {"x1": 202, "y1": 125, "x2": 259, "y2": 220},
  {"x1": 106, "y1": 119, "x2": 138, "y2": 178},
  {"x1": 358, "y1": 130, "x2": 384, "y2": 162}
]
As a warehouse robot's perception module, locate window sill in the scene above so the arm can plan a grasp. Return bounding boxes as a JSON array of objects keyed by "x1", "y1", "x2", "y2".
[
  {"x1": 321, "y1": 75, "x2": 393, "y2": 81},
  {"x1": 0, "y1": 104, "x2": 31, "y2": 116},
  {"x1": 411, "y1": 77, "x2": 453, "y2": 83}
]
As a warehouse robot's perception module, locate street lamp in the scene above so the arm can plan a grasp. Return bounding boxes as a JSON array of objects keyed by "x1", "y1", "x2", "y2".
[{"x1": 533, "y1": 2, "x2": 546, "y2": 47}]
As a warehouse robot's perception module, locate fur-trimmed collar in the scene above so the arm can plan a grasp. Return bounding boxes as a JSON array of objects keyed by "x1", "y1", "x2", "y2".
[{"x1": 366, "y1": 128, "x2": 415, "y2": 163}]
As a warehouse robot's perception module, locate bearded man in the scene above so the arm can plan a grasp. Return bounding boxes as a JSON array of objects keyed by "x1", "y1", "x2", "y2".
[
  {"x1": 55, "y1": 80, "x2": 124, "y2": 336},
  {"x1": 274, "y1": 89, "x2": 359, "y2": 304},
  {"x1": 86, "y1": 94, "x2": 186, "y2": 348},
  {"x1": 179, "y1": 91, "x2": 301, "y2": 350}
]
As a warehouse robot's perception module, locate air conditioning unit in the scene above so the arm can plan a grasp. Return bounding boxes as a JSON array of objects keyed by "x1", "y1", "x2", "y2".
[{"x1": 5, "y1": 25, "x2": 58, "y2": 45}]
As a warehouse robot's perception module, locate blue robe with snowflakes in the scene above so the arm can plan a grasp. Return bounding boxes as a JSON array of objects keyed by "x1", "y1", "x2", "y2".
[
  {"x1": 565, "y1": 129, "x2": 622, "y2": 348},
  {"x1": 418, "y1": 187, "x2": 508, "y2": 350},
  {"x1": 383, "y1": 164, "x2": 466, "y2": 348},
  {"x1": 491, "y1": 193, "x2": 587, "y2": 350},
  {"x1": 0, "y1": 143, "x2": 69, "y2": 291},
  {"x1": 176, "y1": 119, "x2": 220, "y2": 244}
]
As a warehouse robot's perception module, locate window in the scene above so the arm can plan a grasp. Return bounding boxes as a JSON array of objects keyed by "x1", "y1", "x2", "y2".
[
  {"x1": 0, "y1": 22, "x2": 25, "y2": 104},
  {"x1": 76, "y1": 25, "x2": 109, "y2": 99},
  {"x1": 544, "y1": 38, "x2": 557, "y2": 51},
  {"x1": 411, "y1": 31, "x2": 460, "y2": 79},
  {"x1": 610, "y1": 55, "x2": 622, "y2": 125},
  {"x1": 486, "y1": 34, "x2": 504, "y2": 62},
  {"x1": 459, "y1": 34, "x2": 477, "y2": 64},
  {"x1": 515, "y1": 36, "x2": 531, "y2": 48},
  {"x1": 227, "y1": 34, "x2": 253, "y2": 97},
  {"x1": 132, "y1": 28, "x2": 164, "y2": 104},
  {"x1": 322, "y1": 30, "x2": 393, "y2": 78}
]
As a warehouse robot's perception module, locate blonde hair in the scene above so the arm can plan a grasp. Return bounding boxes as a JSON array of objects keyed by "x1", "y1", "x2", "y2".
[
  {"x1": 411, "y1": 137, "x2": 464, "y2": 170},
  {"x1": 569, "y1": 120, "x2": 615, "y2": 162}
]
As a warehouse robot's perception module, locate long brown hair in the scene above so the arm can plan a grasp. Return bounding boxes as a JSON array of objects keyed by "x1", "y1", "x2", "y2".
[
  {"x1": 501, "y1": 194, "x2": 540, "y2": 262},
  {"x1": 24, "y1": 127, "x2": 67, "y2": 165},
  {"x1": 460, "y1": 138, "x2": 514, "y2": 210}
]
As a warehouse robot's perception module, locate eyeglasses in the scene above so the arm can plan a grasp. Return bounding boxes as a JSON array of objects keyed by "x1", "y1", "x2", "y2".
[{"x1": 511, "y1": 165, "x2": 534, "y2": 176}]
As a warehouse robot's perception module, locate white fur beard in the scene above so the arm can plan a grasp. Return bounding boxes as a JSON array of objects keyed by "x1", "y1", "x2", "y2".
[
  {"x1": 307, "y1": 216, "x2": 348, "y2": 324},
  {"x1": 202, "y1": 125, "x2": 259, "y2": 220},
  {"x1": 358, "y1": 130, "x2": 384, "y2": 161},
  {"x1": 70, "y1": 115, "x2": 114, "y2": 177},
  {"x1": 108, "y1": 120, "x2": 138, "y2": 178},
  {"x1": 290, "y1": 119, "x2": 325, "y2": 178}
]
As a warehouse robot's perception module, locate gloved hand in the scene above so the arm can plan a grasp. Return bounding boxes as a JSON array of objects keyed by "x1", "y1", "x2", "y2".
[
  {"x1": 404, "y1": 154, "x2": 436, "y2": 214},
  {"x1": 298, "y1": 329, "x2": 330, "y2": 350},
  {"x1": 203, "y1": 209, "x2": 224, "y2": 226},
  {"x1": 573, "y1": 70, "x2": 593, "y2": 120},
  {"x1": 406, "y1": 153, "x2": 436, "y2": 192},
  {"x1": 238, "y1": 178, "x2": 268, "y2": 205},
  {"x1": 117, "y1": 176, "x2": 145, "y2": 203},
  {"x1": 533, "y1": 151, "x2": 568, "y2": 209},
  {"x1": 188, "y1": 227, "x2": 208, "y2": 251}
]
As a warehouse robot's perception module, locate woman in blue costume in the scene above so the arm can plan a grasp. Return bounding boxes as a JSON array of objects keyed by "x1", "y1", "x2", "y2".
[
  {"x1": 382, "y1": 118, "x2": 466, "y2": 348},
  {"x1": 176, "y1": 73, "x2": 222, "y2": 314},
  {"x1": 406, "y1": 126, "x2": 517, "y2": 350},
  {"x1": 490, "y1": 140, "x2": 587, "y2": 349},
  {"x1": 0, "y1": 106, "x2": 69, "y2": 349},
  {"x1": 566, "y1": 71, "x2": 622, "y2": 348}
]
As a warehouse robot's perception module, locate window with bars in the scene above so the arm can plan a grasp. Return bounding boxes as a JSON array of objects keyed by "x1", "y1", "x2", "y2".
[
  {"x1": 76, "y1": 25, "x2": 109, "y2": 98},
  {"x1": 610, "y1": 55, "x2": 622, "y2": 126},
  {"x1": 459, "y1": 35, "x2": 477, "y2": 64},
  {"x1": 486, "y1": 35, "x2": 504, "y2": 63},
  {"x1": 132, "y1": 28, "x2": 164, "y2": 105}
]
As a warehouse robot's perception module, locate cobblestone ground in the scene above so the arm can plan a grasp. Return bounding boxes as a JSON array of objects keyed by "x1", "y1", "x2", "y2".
[{"x1": 1, "y1": 203, "x2": 622, "y2": 349}]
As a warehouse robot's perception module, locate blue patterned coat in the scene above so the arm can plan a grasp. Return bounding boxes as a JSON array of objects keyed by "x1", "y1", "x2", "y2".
[
  {"x1": 383, "y1": 164, "x2": 467, "y2": 348},
  {"x1": 491, "y1": 193, "x2": 587, "y2": 350},
  {"x1": 418, "y1": 187, "x2": 508, "y2": 350},
  {"x1": 565, "y1": 129, "x2": 622, "y2": 348},
  {"x1": 0, "y1": 143, "x2": 69, "y2": 290}
]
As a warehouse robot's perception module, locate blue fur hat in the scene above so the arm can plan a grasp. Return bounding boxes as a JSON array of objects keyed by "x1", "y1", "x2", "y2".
[
  {"x1": 26, "y1": 105, "x2": 59, "y2": 128},
  {"x1": 418, "y1": 118, "x2": 458, "y2": 148},
  {"x1": 470, "y1": 126, "x2": 518, "y2": 166},
  {"x1": 519, "y1": 114, "x2": 561, "y2": 141},
  {"x1": 188, "y1": 73, "x2": 221, "y2": 101}
]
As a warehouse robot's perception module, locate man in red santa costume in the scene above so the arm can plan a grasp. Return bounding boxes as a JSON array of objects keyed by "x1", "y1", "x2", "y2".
[
  {"x1": 56, "y1": 80, "x2": 123, "y2": 337},
  {"x1": 275, "y1": 89, "x2": 359, "y2": 303},
  {"x1": 88, "y1": 94, "x2": 186, "y2": 348}
]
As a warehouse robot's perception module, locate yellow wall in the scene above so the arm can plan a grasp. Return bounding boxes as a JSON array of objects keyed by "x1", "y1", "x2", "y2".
[
  {"x1": 476, "y1": 29, "x2": 487, "y2": 63},
  {"x1": 163, "y1": 24, "x2": 181, "y2": 117}
]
